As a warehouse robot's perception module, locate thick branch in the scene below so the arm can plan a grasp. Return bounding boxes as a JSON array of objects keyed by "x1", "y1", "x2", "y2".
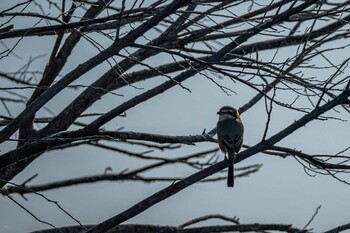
[
  {"x1": 0, "y1": 0, "x2": 191, "y2": 144},
  {"x1": 85, "y1": 85, "x2": 347, "y2": 233},
  {"x1": 31, "y1": 223, "x2": 303, "y2": 233}
]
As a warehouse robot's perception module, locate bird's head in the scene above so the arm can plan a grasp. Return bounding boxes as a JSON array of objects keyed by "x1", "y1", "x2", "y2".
[{"x1": 217, "y1": 106, "x2": 240, "y2": 119}]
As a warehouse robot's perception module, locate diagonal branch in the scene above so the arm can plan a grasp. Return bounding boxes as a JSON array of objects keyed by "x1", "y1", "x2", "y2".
[
  {"x1": 86, "y1": 0, "x2": 319, "y2": 131},
  {"x1": 0, "y1": 0, "x2": 192, "y2": 144},
  {"x1": 85, "y1": 86, "x2": 348, "y2": 233},
  {"x1": 37, "y1": 3, "x2": 350, "y2": 138}
]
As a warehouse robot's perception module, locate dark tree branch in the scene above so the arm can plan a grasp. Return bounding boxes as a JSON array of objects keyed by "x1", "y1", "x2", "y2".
[
  {"x1": 31, "y1": 223, "x2": 304, "y2": 233},
  {"x1": 3, "y1": 163, "x2": 260, "y2": 195},
  {"x1": 85, "y1": 87, "x2": 349, "y2": 233},
  {"x1": 2, "y1": 1, "x2": 350, "y2": 231},
  {"x1": 0, "y1": 0, "x2": 191, "y2": 144}
]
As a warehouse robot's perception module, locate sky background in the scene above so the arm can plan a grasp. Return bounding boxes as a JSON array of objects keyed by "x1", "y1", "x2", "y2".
[{"x1": 1, "y1": 1, "x2": 350, "y2": 232}]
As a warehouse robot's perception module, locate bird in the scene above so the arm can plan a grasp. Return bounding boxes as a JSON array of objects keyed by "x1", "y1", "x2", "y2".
[{"x1": 217, "y1": 106, "x2": 244, "y2": 187}]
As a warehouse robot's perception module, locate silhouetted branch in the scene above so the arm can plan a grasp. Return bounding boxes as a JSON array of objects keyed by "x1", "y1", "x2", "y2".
[
  {"x1": 179, "y1": 214, "x2": 240, "y2": 228},
  {"x1": 0, "y1": 0, "x2": 191, "y2": 144},
  {"x1": 85, "y1": 87, "x2": 349, "y2": 233},
  {"x1": 31, "y1": 223, "x2": 304, "y2": 233},
  {"x1": 2, "y1": 1, "x2": 350, "y2": 231},
  {"x1": 4, "y1": 165, "x2": 260, "y2": 195},
  {"x1": 324, "y1": 223, "x2": 350, "y2": 233}
]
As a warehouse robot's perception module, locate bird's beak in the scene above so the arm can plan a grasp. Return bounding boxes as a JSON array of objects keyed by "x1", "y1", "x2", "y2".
[{"x1": 217, "y1": 111, "x2": 221, "y2": 115}]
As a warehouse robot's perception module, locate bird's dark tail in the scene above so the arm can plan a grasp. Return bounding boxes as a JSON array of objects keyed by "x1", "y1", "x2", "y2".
[{"x1": 227, "y1": 151, "x2": 235, "y2": 187}]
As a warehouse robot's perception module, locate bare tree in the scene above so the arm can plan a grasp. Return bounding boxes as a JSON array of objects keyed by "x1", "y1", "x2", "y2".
[{"x1": 1, "y1": 0, "x2": 350, "y2": 232}]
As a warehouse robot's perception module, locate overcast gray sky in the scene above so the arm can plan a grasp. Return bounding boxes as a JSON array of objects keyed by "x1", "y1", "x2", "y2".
[{"x1": 1, "y1": 1, "x2": 350, "y2": 232}]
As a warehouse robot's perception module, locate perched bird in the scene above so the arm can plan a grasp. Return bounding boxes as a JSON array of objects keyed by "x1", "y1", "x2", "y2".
[{"x1": 217, "y1": 106, "x2": 244, "y2": 187}]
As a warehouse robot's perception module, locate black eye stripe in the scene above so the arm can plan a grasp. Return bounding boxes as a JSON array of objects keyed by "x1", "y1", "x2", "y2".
[{"x1": 222, "y1": 110, "x2": 236, "y2": 116}]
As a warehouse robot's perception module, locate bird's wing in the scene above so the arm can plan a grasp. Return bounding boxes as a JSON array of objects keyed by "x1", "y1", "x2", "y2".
[
  {"x1": 218, "y1": 120, "x2": 244, "y2": 153},
  {"x1": 221, "y1": 133, "x2": 243, "y2": 153}
]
